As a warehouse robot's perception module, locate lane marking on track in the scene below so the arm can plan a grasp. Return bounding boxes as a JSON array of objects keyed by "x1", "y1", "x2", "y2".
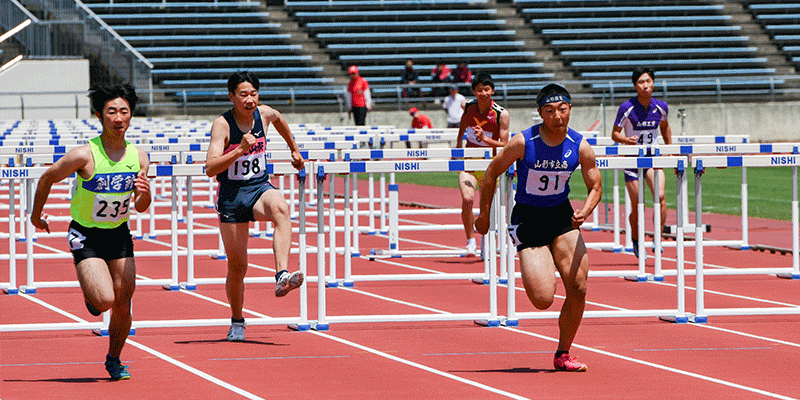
[
  {"x1": 504, "y1": 326, "x2": 799, "y2": 400},
  {"x1": 310, "y1": 330, "x2": 531, "y2": 400},
  {"x1": 125, "y1": 339, "x2": 266, "y2": 400}
]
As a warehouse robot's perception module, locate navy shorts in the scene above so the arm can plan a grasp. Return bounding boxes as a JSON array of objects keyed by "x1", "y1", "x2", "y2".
[
  {"x1": 216, "y1": 181, "x2": 276, "y2": 223},
  {"x1": 68, "y1": 220, "x2": 134, "y2": 265},
  {"x1": 507, "y1": 200, "x2": 577, "y2": 251}
]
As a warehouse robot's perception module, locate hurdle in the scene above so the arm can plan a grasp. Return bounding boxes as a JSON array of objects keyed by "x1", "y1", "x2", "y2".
[
  {"x1": 0, "y1": 162, "x2": 312, "y2": 333},
  {"x1": 307, "y1": 159, "x2": 502, "y2": 328},
  {"x1": 688, "y1": 154, "x2": 800, "y2": 321}
]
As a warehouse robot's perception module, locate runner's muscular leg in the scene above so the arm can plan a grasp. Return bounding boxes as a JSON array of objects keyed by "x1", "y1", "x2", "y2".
[
  {"x1": 625, "y1": 179, "x2": 641, "y2": 239},
  {"x1": 219, "y1": 222, "x2": 250, "y2": 320},
  {"x1": 550, "y1": 230, "x2": 589, "y2": 352},
  {"x1": 518, "y1": 246, "x2": 558, "y2": 310},
  {"x1": 75, "y1": 258, "x2": 115, "y2": 312},
  {"x1": 252, "y1": 188, "x2": 291, "y2": 273},
  {"x1": 458, "y1": 171, "x2": 478, "y2": 240},
  {"x1": 105, "y1": 257, "x2": 136, "y2": 358}
]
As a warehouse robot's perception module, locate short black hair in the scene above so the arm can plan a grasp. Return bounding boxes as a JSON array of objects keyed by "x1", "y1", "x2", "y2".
[
  {"x1": 632, "y1": 67, "x2": 654, "y2": 85},
  {"x1": 535, "y1": 83, "x2": 571, "y2": 108},
  {"x1": 471, "y1": 72, "x2": 494, "y2": 91},
  {"x1": 227, "y1": 70, "x2": 260, "y2": 93},
  {"x1": 88, "y1": 83, "x2": 138, "y2": 114}
]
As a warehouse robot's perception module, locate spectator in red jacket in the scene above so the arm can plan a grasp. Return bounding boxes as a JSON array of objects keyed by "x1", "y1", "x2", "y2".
[
  {"x1": 345, "y1": 65, "x2": 372, "y2": 126},
  {"x1": 408, "y1": 107, "x2": 433, "y2": 148}
]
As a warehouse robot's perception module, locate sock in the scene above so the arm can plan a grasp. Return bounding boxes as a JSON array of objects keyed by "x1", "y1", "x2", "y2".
[
  {"x1": 275, "y1": 270, "x2": 288, "y2": 282},
  {"x1": 106, "y1": 354, "x2": 120, "y2": 364},
  {"x1": 467, "y1": 238, "x2": 476, "y2": 246},
  {"x1": 232, "y1": 317, "x2": 245, "y2": 324},
  {"x1": 555, "y1": 350, "x2": 568, "y2": 359}
]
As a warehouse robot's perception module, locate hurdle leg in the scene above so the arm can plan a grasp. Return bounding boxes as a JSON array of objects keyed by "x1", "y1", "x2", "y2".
[
  {"x1": 612, "y1": 169, "x2": 622, "y2": 252},
  {"x1": 148, "y1": 195, "x2": 156, "y2": 239},
  {"x1": 368, "y1": 173, "x2": 376, "y2": 234},
  {"x1": 343, "y1": 174, "x2": 353, "y2": 286},
  {"x1": 388, "y1": 183, "x2": 399, "y2": 254},
  {"x1": 661, "y1": 161, "x2": 688, "y2": 323},
  {"x1": 163, "y1": 176, "x2": 180, "y2": 291},
  {"x1": 778, "y1": 166, "x2": 800, "y2": 279},
  {"x1": 498, "y1": 176, "x2": 508, "y2": 284},
  {"x1": 740, "y1": 167, "x2": 750, "y2": 250},
  {"x1": 24, "y1": 178, "x2": 36, "y2": 294},
  {"x1": 184, "y1": 178, "x2": 196, "y2": 290},
  {"x1": 503, "y1": 172, "x2": 518, "y2": 326},
  {"x1": 328, "y1": 174, "x2": 338, "y2": 287},
  {"x1": 314, "y1": 168, "x2": 329, "y2": 331},
  {"x1": 351, "y1": 173, "x2": 361, "y2": 256},
  {"x1": 476, "y1": 184, "x2": 500, "y2": 327},
  {"x1": 289, "y1": 172, "x2": 311, "y2": 331},
  {"x1": 4, "y1": 178, "x2": 18, "y2": 294},
  {"x1": 380, "y1": 173, "x2": 387, "y2": 234},
  {"x1": 653, "y1": 169, "x2": 663, "y2": 281},
  {"x1": 692, "y1": 162, "x2": 707, "y2": 323}
]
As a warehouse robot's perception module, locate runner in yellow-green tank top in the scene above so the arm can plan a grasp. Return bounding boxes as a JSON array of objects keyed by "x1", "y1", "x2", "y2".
[{"x1": 30, "y1": 83, "x2": 151, "y2": 381}]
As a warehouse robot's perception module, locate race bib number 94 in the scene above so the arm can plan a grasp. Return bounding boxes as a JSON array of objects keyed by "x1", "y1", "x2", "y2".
[
  {"x1": 525, "y1": 169, "x2": 571, "y2": 196},
  {"x1": 92, "y1": 193, "x2": 131, "y2": 223}
]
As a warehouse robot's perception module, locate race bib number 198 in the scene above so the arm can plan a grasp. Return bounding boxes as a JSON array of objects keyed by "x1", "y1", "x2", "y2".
[{"x1": 227, "y1": 152, "x2": 266, "y2": 180}]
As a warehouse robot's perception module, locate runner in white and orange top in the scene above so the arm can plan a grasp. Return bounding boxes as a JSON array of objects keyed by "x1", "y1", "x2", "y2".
[{"x1": 455, "y1": 72, "x2": 510, "y2": 255}]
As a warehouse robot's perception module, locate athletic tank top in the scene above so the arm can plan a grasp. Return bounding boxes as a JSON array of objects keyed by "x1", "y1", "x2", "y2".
[
  {"x1": 462, "y1": 99, "x2": 504, "y2": 150},
  {"x1": 71, "y1": 136, "x2": 140, "y2": 229},
  {"x1": 216, "y1": 108, "x2": 270, "y2": 187},
  {"x1": 515, "y1": 124, "x2": 583, "y2": 208},
  {"x1": 614, "y1": 97, "x2": 668, "y2": 147}
]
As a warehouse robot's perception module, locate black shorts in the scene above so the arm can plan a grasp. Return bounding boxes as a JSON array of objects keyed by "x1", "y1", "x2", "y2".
[
  {"x1": 68, "y1": 220, "x2": 134, "y2": 265},
  {"x1": 216, "y1": 181, "x2": 276, "y2": 223},
  {"x1": 508, "y1": 200, "x2": 577, "y2": 251}
]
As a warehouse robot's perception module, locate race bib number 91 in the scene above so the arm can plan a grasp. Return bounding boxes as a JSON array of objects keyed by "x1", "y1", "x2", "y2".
[
  {"x1": 525, "y1": 169, "x2": 571, "y2": 196},
  {"x1": 92, "y1": 193, "x2": 131, "y2": 223}
]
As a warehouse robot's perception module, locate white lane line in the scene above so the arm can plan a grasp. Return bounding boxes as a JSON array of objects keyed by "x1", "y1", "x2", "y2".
[
  {"x1": 124, "y1": 339, "x2": 265, "y2": 400},
  {"x1": 504, "y1": 326, "x2": 798, "y2": 400},
  {"x1": 310, "y1": 330, "x2": 531, "y2": 400}
]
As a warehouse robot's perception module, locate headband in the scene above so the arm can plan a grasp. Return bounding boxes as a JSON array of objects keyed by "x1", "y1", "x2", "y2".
[{"x1": 537, "y1": 94, "x2": 570, "y2": 108}]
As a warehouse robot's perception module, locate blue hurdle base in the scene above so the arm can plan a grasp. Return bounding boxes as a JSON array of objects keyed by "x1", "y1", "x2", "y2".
[
  {"x1": 502, "y1": 319, "x2": 519, "y2": 327},
  {"x1": 182, "y1": 284, "x2": 197, "y2": 291},
  {"x1": 474, "y1": 319, "x2": 501, "y2": 327},
  {"x1": 652, "y1": 275, "x2": 665, "y2": 282},
  {"x1": 211, "y1": 254, "x2": 227, "y2": 260},
  {"x1": 313, "y1": 323, "x2": 329, "y2": 331},
  {"x1": 352, "y1": 252, "x2": 361, "y2": 257},
  {"x1": 93, "y1": 328, "x2": 136, "y2": 337},
  {"x1": 288, "y1": 323, "x2": 312, "y2": 331},
  {"x1": 3, "y1": 288, "x2": 19, "y2": 295},
  {"x1": 327, "y1": 281, "x2": 339, "y2": 288},
  {"x1": 471, "y1": 277, "x2": 490, "y2": 285},
  {"x1": 777, "y1": 273, "x2": 800, "y2": 280},
  {"x1": 623, "y1": 275, "x2": 650, "y2": 282},
  {"x1": 659, "y1": 315, "x2": 689, "y2": 323},
  {"x1": 162, "y1": 284, "x2": 181, "y2": 291},
  {"x1": 342, "y1": 281, "x2": 354, "y2": 287},
  {"x1": 22, "y1": 286, "x2": 36, "y2": 294},
  {"x1": 690, "y1": 315, "x2": 708, "y2": 323}
]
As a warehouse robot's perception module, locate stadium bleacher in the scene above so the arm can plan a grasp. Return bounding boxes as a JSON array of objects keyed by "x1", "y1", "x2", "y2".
[
  {"x1": 512, "y1": 0, "x2": 784, "y2": 97},
  {"x1": 82, "y1": 0, "x2": 328, "y2": 106},
  {"x1": 9, "y1": 0, "x2": 797, "y2": 109},
  {"x1": 284, "y1": 0, "x2": 549, "y2": 104},
  {"x1": 746, "y1": 1, "x2": 800, "y2": 70}
]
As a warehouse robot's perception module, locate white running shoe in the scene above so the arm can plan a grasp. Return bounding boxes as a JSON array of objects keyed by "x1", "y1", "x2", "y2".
[
  {"x1": 227, "y1": 322, "x2": 245, "y2": 342},
  {"x1": 466, "y1": 240, "x2": 477, "y2": 255},
  {"x1": 275, "y1": 271, "x2": 305, "y2": 297}
]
